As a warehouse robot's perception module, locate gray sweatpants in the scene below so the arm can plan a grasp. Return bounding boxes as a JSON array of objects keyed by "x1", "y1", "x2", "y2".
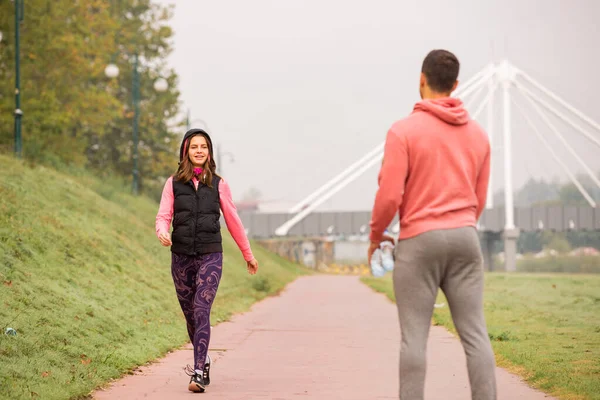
[{"x1": 393, "y1": 226, "x2": 497, "y2": 400}]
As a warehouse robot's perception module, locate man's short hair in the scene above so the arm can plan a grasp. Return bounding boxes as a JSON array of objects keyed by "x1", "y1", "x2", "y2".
[{"x1": 421, "y1": 50, "x2": 460, "y2": 93}]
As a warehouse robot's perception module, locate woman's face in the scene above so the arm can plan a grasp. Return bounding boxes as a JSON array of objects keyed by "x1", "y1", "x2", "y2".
[{"x1": 188, "y1": 135, "x2": 209, "y2": 167}]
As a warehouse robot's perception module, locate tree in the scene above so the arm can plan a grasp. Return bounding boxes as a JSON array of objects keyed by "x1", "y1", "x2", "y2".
[
  {"x1": 543, "y1": 232, "x2": 571, "y2": 253},
  {"x1": 1, "y1": 1, "x2": 120, "y2": 162},
  {"x1": 0, "y1": 0, "x2": 183, "y2": 195},
  {"x1": 242, "y1": 187, "x2": 262, "y2": 202}
]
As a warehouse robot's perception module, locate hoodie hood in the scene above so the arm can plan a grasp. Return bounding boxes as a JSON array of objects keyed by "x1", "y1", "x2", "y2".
[
  {"x1": 179, "y1": 128, "x2": 213, "y2": 163},
  {"x1": 413, "y1": 97, "x2": 470, "y2": 125}
]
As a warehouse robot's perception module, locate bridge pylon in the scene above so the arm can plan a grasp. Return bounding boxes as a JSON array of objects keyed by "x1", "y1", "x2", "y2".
[{"x1": 276, "y1": 60, "x2": 600, "y2": 272}]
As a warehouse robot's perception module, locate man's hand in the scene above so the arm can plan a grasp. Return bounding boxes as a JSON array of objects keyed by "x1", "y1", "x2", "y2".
[
  {"x1": 368, "y1": 241, "x2": 380, "y2": 265},
  {"x1": 368, "y1": 233, "x2": 396, "y2": 264},
  {"x1": 158, "y1": 231, "x2": 172, "y2": 247},
  {"x1": 381, "y1": 233, "x2": 396, "y2": 245},
  {"x1": 247, "y1": 258, "x2": 259, "y2": 275}
]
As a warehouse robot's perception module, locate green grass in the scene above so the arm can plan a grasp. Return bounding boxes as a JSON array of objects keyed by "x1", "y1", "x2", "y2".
[
  {"x1": 0, "y1": 154, "x2": 307, "y2": 400},
  {"x1": 361, "y1": 273, "x2": 600, "y2": 400},
  {"x1": 517, "y1": 254, "x2": 600, "y2": 274}
]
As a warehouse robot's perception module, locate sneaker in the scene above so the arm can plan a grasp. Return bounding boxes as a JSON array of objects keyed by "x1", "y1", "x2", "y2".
[
  {"x1": 203, "y1": 354, "x2": 212, "y2": 386},
  {"x1": 185, "y1": 365, "x2": 206, "y2": 393}
]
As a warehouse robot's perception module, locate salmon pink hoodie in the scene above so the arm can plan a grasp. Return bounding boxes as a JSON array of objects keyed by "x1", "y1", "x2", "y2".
[{"x1": 369, "y1": 97, "x2": 490, "y2": 242}]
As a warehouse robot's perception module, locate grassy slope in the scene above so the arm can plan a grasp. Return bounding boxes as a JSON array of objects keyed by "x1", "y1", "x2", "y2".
[
  {"x1": 362, "y1": 273, "x2": 600, "y2": 400},
  {"x1": 0, "y1": 154, "x2": 306, "y2": 400}
]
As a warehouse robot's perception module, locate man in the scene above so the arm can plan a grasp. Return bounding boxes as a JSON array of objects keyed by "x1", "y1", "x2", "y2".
[{"x1": 368, "y1": 49, "x2": 496, "y2": 399}]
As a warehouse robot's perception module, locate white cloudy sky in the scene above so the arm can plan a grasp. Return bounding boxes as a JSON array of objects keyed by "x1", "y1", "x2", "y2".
[{"x1": 156, "y1": 0, "x2": 600, "y2": 211}]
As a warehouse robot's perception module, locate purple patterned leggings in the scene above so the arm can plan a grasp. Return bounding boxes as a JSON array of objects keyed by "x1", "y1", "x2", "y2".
[{"x1": 171, "y1": 252, "x2": 223, "y2": 370}]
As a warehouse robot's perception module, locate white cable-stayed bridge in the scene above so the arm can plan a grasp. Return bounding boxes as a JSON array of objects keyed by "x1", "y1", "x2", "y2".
[{"x1": 238, "y1": 60, "x2": 600, "y2": 271}]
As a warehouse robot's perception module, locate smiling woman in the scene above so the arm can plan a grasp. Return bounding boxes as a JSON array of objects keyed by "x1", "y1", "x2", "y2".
[
  {"x1": 174, "y1": 131, "x2": 215, "y2": 186},
  {"x1": 154, "y1": 128, "x2": 260, "y2": 393}
]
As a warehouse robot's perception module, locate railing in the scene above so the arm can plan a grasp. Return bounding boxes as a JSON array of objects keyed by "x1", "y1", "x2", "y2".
[{"x1": 238, "y1": 206, "x2": 600, "y2": 238}]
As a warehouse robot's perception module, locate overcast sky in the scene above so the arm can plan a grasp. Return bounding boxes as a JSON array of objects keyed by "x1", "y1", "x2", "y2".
[{"x1": 156, "y1": 0, "x2": 600, "y2": 211}]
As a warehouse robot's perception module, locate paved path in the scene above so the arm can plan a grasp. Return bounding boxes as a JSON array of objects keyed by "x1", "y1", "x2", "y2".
[{"x1": 93, "y1": 275, "x2": 555, "y2": 400}]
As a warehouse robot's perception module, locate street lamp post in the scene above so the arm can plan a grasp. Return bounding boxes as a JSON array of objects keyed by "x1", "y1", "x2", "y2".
[
  {"x1": 186, "y1": 110, "x2": 209, "y2": 132},
  {"x1": 216, "y1": 144, "x2": 234, "y2": 176},
  {"x1": 132, "y1": 53, "x2": 141, "y2": 195},
  {"x1": 105, "y1": 56, "x2": 168, "y2": 195},
  {"x1": 13, "y1": 0, "x2": 24, "y2": 158}
]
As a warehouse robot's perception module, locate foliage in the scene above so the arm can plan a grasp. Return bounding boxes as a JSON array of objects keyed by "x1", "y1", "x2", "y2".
[
  {"x1": 515, "y1": 231, "x2": 600, "y2": 255},
  {"x1": 242, "y1": 187, "x2": 263, "y2": 202},
  {"x1": 517, "y1": 255, "x2": 600, "y2": 274},
  {"x1": 488, "y1": 175, "x2": 600, "y2": 254},
  {"x1": 0, "y1": 0, "x2": 182, "y2": 194},
  {"x1": 493, "y1": 175, "x2": 600, "y2": 208}
]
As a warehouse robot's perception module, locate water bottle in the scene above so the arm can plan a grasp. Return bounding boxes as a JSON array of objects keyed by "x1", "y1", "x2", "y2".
[
  {"x1": 380, "y1": 241, "x2": 395, "y2": 272},
  {"x1": 370, "y1": 248, "x2": 386, "y2": 277}
]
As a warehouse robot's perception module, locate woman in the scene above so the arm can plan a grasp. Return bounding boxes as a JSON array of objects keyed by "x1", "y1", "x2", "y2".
[{"x1": 155, "y1": 128, "x2": 259, "y2": 393}]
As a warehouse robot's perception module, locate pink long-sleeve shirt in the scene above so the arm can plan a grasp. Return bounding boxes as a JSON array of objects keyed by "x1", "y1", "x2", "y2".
[{"x1": 155, "y1": 176, "x2": 254, "y2": 262}]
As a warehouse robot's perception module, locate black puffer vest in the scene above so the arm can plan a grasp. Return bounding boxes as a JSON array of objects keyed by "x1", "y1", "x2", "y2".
[{"x1": 171, "y1": 176, "x2": 222, "y2": 256}]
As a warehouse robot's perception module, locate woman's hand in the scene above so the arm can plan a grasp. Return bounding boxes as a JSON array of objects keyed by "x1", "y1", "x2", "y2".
[
  {"x1": 158, "y1": 231, "x2": 172, "y2": 247},
  {"x1": 246, "y1": 258, "x2": 259, "y2": 275}
]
